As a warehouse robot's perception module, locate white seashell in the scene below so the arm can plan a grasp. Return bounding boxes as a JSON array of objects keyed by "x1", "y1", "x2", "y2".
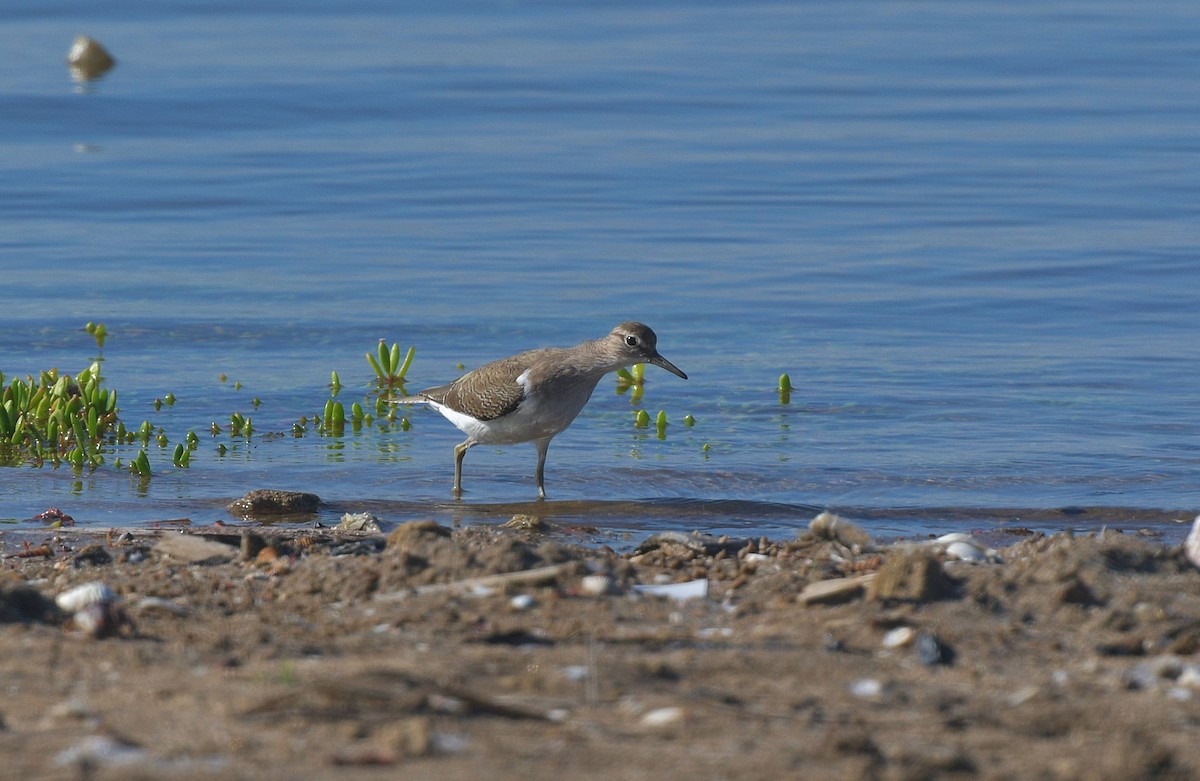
[
  {"x1": 639, "y1": 706, "x2": 684, "y2": 728},
  {"x1": 509, "y1": 594, "x2": 536, "y2": 611},
  {"x1": 849, "y1": 678, "x2": 884, "y2": 699},
  {"x1": 55, "y1": 582, "x2": 118, "y2": 612},
  {"x1": 881, "y1": 626, "x2": 915, "y2": 649},
  {"x1": 579, "y1": 574, "x2": 619, "y2": 597}
]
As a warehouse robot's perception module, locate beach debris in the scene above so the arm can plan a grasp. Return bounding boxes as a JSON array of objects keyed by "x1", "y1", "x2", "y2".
[
  {"x1": 153, "y1": 533, "x2": 238, "y2": 565},
  {"x1": 67, "y1": 36, "x2": 116, "y2": 82},
  {"x1": 849, "y1": 678, "x2": 885, "y2": 699},
  {"x1": 579, "y1": 574, "x2": 622, "y2": 597},
  {"x1": 55, "y1": 734, "x2": 145, "y2": 770},
  {"x1": 55, "y1": 582, "x2": 117, "y2": 613},
  {"x1": 338, "y1": 512, "x2": 382, "y2": 533},
  {"x1": 33, "y1": 507, "x2": 75, "y2": 526},
  {"x1": 72, "y1": 544, "x2": 112, "y2": 568},
  {"x1": 798, "y1": 573, "x2": 876, "y2": 606},
  {"x1": 134, "y1": 596, "x2": 190, "y2": 617},
  {"x1": 930, "y1": 533, "x2": 1001, "y2": 564},
  {"x1": 509, "y1": 594, "x2": 536, "y2": 611},
  {"x1": 227, "y1": 489, "x2": 321, "y2": 519},
  {"x1": 633, "y1": 531, "x2": 751, "y2": 558},
  {"x1": 501, "y1": 514, "x2": 548, "y2": 531},
  {"x1": 1184, "y1": 516, "x2": 1200, "y2": 569},
  {"x1": 375, "y1": 563, "x2": 570, "y2": 601},
  {"x1": 868, "y1": 549, "x2": 957, "y2": 603},
  {"x1": 810, "y1": 511, "x2": 872, "y2": 550},
  {"x1": 881, "y1": 626, "x2": 916, "y2": 649},
  {"x1": 1124, "y1": 655, "x2": 1194, "y2": 691},
  {"x1": 638, "y1": 706, "x2": 685, "y2": 730},
  {"x1": 914, "y1": 631, "x2": 955, "y2": 666},
  {"x1": 631, "y1": 578, "x2": 708, "y2": 601},
  {"x1": 5, "y1": 541, "x2": 55, "y2": 559},
  {"x1": 56, "y1": 582, "x2": 128, "y2": 638}
]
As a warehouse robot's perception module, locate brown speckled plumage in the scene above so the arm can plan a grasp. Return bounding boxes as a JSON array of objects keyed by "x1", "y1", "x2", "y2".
[{"x1": 396, "y1": 322, "x2": 687, "y2": 498}]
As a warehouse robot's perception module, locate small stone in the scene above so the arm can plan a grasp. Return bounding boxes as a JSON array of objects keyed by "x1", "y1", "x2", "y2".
[
  {"x1": 227, "y1": 489, "x2": 320, "y2": 519},
  {"x1": 849, "y1": 678, "x2": 884, "y2": 699},
  {"x1": 509, "y1": 594, "x2": 536, "y2": 611},
  {"x1": 914, "y1": 631, "x2": 955, "y2": 666},
  {"x1": 881, "y1": 626, "x2": 915, "y2": 649},
  {"x1": 638, "y1": 706, "x2": 684, "y2": 729},
  {"x1": 798, "y1": 574, "x2": 874, "y2": 606},
  {"x1": 153, "y1": 534, "x2": 237, "y2": 564},
  {"x1": 67, "y1": 36, "x2": 116, "y2": 82}
]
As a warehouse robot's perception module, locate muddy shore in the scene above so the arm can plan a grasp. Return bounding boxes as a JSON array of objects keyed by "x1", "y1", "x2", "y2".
[{"x1": 2, "y1": 512, "x2": 1200, "y2": 780}]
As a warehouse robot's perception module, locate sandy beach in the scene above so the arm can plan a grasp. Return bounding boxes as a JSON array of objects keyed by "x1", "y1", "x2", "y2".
[{"x1": 2, "y1": 512, "x2": 1199, "y2": 780}]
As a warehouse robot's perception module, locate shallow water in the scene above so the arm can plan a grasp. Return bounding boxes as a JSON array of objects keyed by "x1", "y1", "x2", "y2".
[{"x1": 2, "y1": 1, "x2": 1198, "y2": 540}]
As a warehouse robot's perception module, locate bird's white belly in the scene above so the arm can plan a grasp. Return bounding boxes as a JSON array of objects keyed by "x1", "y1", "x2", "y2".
[{"x1": 430, "y1": 385, "x2": 592, "y2": 445}]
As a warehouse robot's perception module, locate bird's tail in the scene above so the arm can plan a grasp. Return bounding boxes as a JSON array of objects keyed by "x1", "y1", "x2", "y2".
[{"x1": 388, "y1": 396, "x2": 428, "y2": 405}]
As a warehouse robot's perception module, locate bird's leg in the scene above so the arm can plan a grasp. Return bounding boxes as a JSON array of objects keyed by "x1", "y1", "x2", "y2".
[
  {"x1": 453, "y1": 441, "x2": 472, "y2": 497},
  {"x1": 534, "y1": 436, "x2": 552, "y2": 500}
]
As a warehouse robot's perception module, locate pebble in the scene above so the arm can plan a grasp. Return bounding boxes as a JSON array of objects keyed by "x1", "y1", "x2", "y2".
[
  {"x1": 915, "y1": 631, "x2": 955, "y2": 666},
  {"x1": 849, "y1": 678, "x2": 885, "y2": 699},
  {"x1": 66, "y1": 36, "x2": 116, "y2": 82},
  {"x1": 881, "y1": 626, "x2": 915, "y2": 649},
  {"x1": 509, "y1": 594, "x2": 536, "y2": 611},
  {"x1": 638, "y1": 706, "x2": 685, "y2": 729}
]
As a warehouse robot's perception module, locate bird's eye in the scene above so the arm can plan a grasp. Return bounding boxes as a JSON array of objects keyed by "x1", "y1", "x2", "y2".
[{"x1": 625, "y1": 335, "x2": 638, "y2": 347}]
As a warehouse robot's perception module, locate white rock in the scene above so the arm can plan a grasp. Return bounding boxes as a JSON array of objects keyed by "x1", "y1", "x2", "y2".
[
  {"x1": 509, "y1": 594, "x2": 536, "y2": 611},
  {"x1": 55, "y1": 582, "x2": 117, "y2": 612},
  {"x1": 849, "y1": 678, "x2": 884, "y2": 699},
  {"x1": 881, "y1": 626, "x2": 915, "y2": 649},
  {"x1": 639, "y1": 706, "x2": 685, "y2": 728}
]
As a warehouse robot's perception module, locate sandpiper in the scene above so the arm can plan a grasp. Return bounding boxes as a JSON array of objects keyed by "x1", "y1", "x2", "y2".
[{"x1": 394, "y1": 322, "x2": 687, "y2": 498}]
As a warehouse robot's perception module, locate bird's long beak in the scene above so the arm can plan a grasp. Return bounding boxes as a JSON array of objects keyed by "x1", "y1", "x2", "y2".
[{"x1": 649, "y1": 353, "x2": 688, "y2": 380}]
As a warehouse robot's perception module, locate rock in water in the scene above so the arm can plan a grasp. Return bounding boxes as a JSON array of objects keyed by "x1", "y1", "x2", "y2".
[{"x1": 67, "y1": 36, "x2": 116, "y2": 82}]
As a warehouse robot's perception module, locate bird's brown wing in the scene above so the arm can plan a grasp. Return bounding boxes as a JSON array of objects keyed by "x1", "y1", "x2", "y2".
[{"x1": 419, "y1": 349, "x2": 559, "y2": 421}]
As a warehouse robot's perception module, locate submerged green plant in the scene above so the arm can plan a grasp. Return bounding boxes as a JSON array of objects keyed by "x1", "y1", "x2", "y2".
[
  {"x1": 778, "y1": 373, "x2": 792, "y2": 405},
  {"x1": 0, "y1": 362, "x2": 121, "y2": 468},
  {"x1": 367, "y1": 341, "x2": 414, "y2": 389},
  {"x1": 84, "y1": 321, "x2": 107, "y2": 350}
]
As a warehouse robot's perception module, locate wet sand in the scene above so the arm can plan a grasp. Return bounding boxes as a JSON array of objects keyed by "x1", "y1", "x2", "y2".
[{"x1": 2, "y1": 515, "x2": 1199, "y2": 780}]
